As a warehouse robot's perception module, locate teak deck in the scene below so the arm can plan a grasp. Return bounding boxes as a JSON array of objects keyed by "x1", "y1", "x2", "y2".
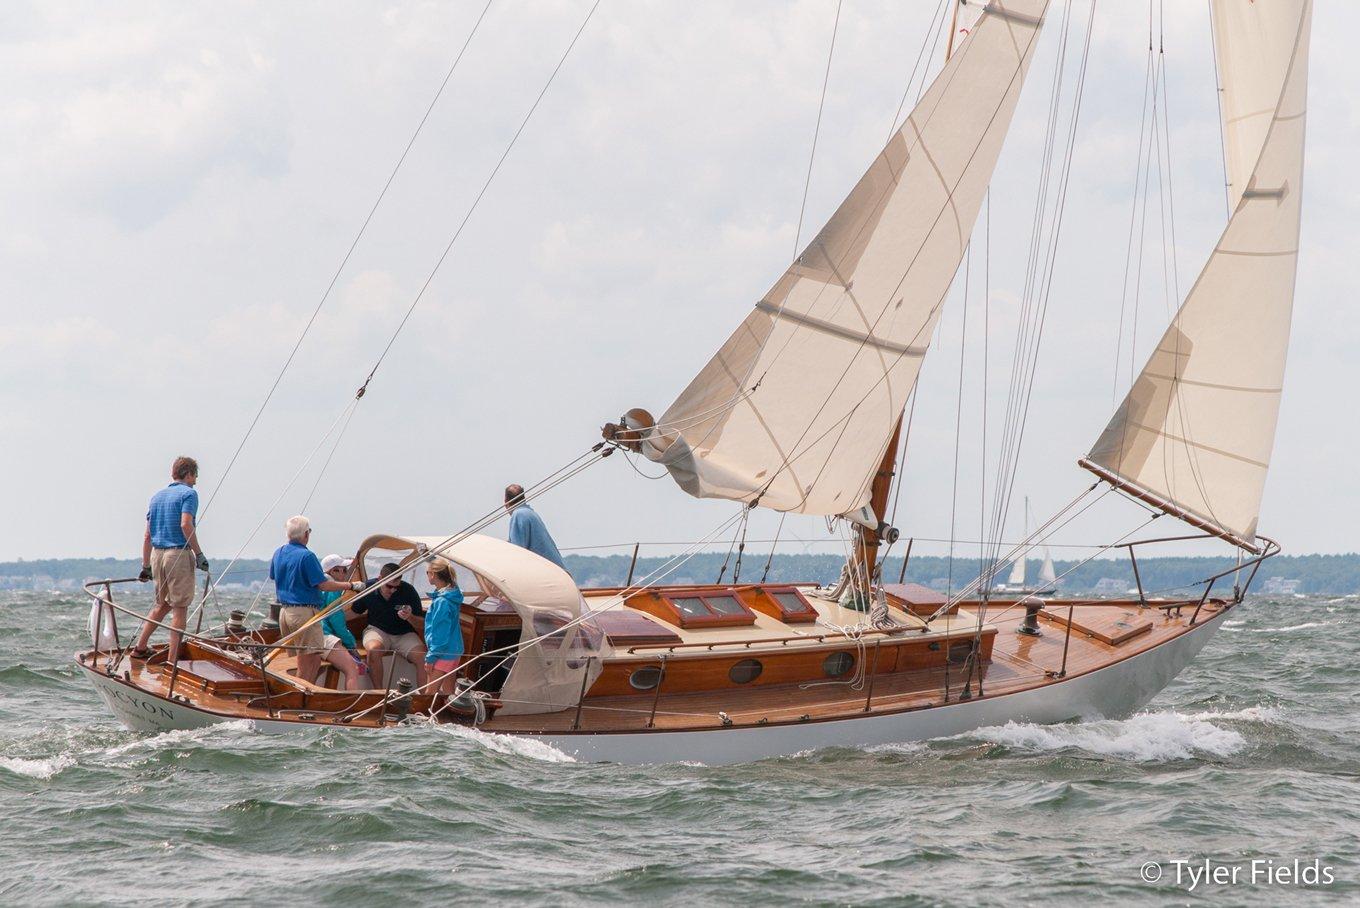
[{"x1": 79, "y1": 585, "x2": 1226, "y2": 738}]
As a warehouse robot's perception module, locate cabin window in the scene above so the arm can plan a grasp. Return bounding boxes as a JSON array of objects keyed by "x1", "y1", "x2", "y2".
[
  {"x1": 671, "y1": 596, "x2": 709, "y2": 619},
  {"x1": 705, "y1": 594, "x2": 746, "y2": 616},
  {"x1": 630, "y1": 665, "x2": 663, "y2": 690},
  {"x1": 729, "y1": 659, "x2": 763, "y2": 684},
  {"x1": 650, "y1": 591, "x2": 758, "y2": 629},
  {"x1": 747, "y1": 586, "x2": 819, "y2": 624},
  {"x1": 823, "y1": 651, "x2": 855, "y2": 678}
]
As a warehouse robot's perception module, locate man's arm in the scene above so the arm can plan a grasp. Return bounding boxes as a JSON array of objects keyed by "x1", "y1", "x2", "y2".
[
  {"x1": 180, "y1": 513, "x2": 203, "y2": 557},
  {"x1": 508, "y1": 509, "x2": 527, "y2": 548},
  {"x1": 140, "y1": 522, "x2": 153, "y2": 580}
]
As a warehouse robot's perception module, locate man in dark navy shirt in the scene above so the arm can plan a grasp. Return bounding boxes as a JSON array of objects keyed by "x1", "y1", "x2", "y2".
[{"x1": 351, "y1": 563, "x2": 426, "y2": 688}]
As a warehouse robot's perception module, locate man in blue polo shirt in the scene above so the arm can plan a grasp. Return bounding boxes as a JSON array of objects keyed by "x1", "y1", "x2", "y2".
[
  {"x1": 132, "y1": 456, "x2": 209, "y2": 663},
  {"x1": 270, "y1": 514, "x2": 363, "y2": 683}
]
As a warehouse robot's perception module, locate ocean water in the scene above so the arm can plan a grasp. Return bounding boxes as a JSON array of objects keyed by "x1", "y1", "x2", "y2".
[{"x1": 1, "y1": 591, "x2": 1357, "y2": 906}]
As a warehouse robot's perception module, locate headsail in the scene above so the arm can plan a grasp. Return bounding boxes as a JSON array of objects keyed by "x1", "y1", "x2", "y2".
[
  {"x1": 635, "y1": 1, "x2": 1049, "y2": 523},
  {"x1": 1082, "y1": 0, "x2": 1310, "y2": 552}
]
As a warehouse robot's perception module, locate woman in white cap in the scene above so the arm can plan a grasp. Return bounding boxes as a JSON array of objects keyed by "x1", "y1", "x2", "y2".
[{"x1": 318, "y1": 554, "x2": 367, "y2": 689}]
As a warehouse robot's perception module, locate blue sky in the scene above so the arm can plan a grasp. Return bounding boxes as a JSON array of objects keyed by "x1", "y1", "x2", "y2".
[{"x1": 0, "y1": 1, "x2": 1353, "y2": 564}]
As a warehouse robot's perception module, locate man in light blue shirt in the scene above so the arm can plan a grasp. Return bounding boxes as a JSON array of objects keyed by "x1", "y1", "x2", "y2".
[
  {"x1": 132, "y1": 456, "x2": 209, "y2": 663},
  {"x1": 505, "y1": 483, "x2": 566, "y2": 570}
]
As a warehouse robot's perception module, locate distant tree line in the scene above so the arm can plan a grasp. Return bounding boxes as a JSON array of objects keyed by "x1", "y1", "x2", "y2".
[{"x1": 4, "y1": 551, "x2": 1357, "y2": 595}]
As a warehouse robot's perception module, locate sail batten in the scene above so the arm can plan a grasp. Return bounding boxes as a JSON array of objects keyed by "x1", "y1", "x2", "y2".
[
  {"x1": 1084, "y1": 0, "x2": 1310, "y2": 550},
  {"x1": 641, "y1": 0, "x2": 1051, "y2": 521}
]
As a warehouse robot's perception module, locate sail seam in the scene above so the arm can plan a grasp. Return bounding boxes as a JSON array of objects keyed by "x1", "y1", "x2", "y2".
[
  {"x1": 1216, "y1": 248, "x2": 1297, "y2": 257},
  {"x1": 1141, "y1": 372, "x2": 1281, "y2": 394},
  {"x1": 1119, "y1": 419, "x2": 1269, "y2": 469},
  {"x1": 753, "y1": 301, "x2": 928, "y2": 357}
]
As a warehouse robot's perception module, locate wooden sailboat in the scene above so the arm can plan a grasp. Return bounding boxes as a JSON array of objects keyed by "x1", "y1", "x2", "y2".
[{"x1": 77, "y1": 0, "x2": 1310, "y2": 764}]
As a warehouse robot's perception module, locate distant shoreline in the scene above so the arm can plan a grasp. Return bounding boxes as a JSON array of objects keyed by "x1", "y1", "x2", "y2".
[{"x1": 5, "y1": 551, "x2": 1358, "y2": 596}]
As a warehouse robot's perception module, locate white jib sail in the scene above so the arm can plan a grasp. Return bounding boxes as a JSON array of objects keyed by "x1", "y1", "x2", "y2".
[
  {"x1": 642, "y1": 1, "x2": 1049, "y2": 522},
  {"x1": 1039, "y1": 549, "x2": 1056, "y2": 587},
  {"x1": 1084, "y1": 0, "x2": 1310, "y2": 550}
]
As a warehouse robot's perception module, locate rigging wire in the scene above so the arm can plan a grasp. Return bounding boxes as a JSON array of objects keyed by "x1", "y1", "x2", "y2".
[
  {"x1": 887, "y1": 0, "x2": 953, "y2": 139},
  {"x1": 946, "y1": 242, "x2": 972, "y2": 599},
  {"x1": 974, "y1": 0, "x2": 1096, "y2": 631},
  {"x1": 198, "y1": 1, "x2": 599, "y2": 595},
  {"x1": 194, "y1": 0, "x2": 495, "y2": 525},
  {"x1": 792, "y1": 0, "x2": 844, "y2": 255},
  {"x1": 1110, "y1": 30, "x2": 1156, "y2": 404},
  {"x1": 1205, "y1": 0, "x2": 1232, "y2": 217},
  {"x1": 360, "y1": 0, "x2": 603, "y2": 393}
]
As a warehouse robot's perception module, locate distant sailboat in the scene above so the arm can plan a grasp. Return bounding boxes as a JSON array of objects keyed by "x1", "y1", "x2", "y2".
[
  {"x1": 996, "y1": 497, "x2": 1058, "y2": 596},
  {"x1": 79, "y1": 0, "x2": 1309, "y2": 764}
]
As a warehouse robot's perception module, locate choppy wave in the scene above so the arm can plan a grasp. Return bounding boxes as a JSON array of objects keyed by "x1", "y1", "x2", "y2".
[
  {"x1": 0, "y1": 753, "x2": 75, "y2": 780},
  {"x1": 433, "y1": 722, "x2": 578, "y2": 763},
  {"x1": 969, "y1": 711, "x2": 1249, "y2": 761},
  {"x1": 1245, "y1": 621, "x2": 1330, "y2": 633}
]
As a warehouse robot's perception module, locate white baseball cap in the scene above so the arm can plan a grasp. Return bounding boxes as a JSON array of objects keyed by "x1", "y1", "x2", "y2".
[{"x1": 321, "y1": 554, "x2": 353, "y2": 572}]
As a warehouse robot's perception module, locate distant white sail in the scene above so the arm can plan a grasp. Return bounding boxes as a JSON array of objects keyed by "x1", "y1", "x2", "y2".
[
  {"x1": 1008, "y1": 554, "x2": 1026, "y2": 587},
  {"x1": 1039, "y1": 549, "x2": 1056, "y2": 587},
  {"x1": 1083, "y1": 0, "x2": 1310, "y2": 551},
  {"x1": 642, "y1": 0, "x2": 1049, "y2": 524}
]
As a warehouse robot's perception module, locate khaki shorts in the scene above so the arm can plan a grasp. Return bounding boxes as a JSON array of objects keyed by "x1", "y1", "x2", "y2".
[
  {"x1": 362, "y1": 627, "x2": 424, "y2": 661},
  {"x1": 279, "y1": 606, "x2": 325, "y2": 653},
  {"x1": 151, "y1": 547, "x2": 196, "y2": 610}
]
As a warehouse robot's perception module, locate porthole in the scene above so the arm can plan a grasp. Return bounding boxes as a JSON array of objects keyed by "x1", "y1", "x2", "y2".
[
  {"x1": 823, "y1": 651, "x2": 855, "y2": 678},
  {"x1": 729, "y1": 658, "x2": 763, "y2": 684},
  {"x1": 629, "y1": 665, "x2": 663, "y2": 690}
]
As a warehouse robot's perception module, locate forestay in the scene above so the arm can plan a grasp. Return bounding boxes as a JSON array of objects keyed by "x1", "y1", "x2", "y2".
[
  {"x1": 1083, "y1": 0, "x2": 1311, "y2": 551},
  {"x1": 640, "y1": 0, "x2": 1049, "y2": 523}
]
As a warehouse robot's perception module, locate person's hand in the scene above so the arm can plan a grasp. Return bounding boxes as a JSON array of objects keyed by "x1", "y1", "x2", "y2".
[
  {"x1": 138, "y1": 565, "x2": 153, "y2": 583},
  {"x1": 350, "y1": 581, "x2": 363, "y2": 592},
  {"x1": 397, "y1": 604, "x2": 412, "y2": 620},
  {"x1": 195, "y1": 553, "x2": 210, "y2": 572}
]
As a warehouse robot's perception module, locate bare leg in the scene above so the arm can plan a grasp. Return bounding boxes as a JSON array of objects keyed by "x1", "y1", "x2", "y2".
[
  {"x1": 166, "y1": 605, "x2": 188, "y2": 664},
  {"x1": 410, "y1": 647, "x2": 428, "y2": 687},
  {"x1": 367, "y1": 647, "x2": 387, "y2": 689},
  {"x1": 134, "y1": 601, "x2": 171, "y2": 652},
  {"x1": 324, "y1": 646, "x2": 362, "y2": 689},
  {"x1": 434, "y1": 667, "x2": 457, "y2": 695},
  {"x1": 297, "y1": 650, "x2": 321, "y2": 684}
]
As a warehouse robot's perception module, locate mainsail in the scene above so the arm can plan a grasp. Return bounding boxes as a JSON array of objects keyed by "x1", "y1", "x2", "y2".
[
  {"x1": 638, "y1": 0, "x2": 1049, "y2": 523},
  {"x1": 1082, "y1": 0, "x2": 1310, "y2": 552}
]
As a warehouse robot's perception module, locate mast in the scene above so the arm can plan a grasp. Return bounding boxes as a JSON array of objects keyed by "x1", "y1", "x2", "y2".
[
  {"x1": 848, "y1": 1, "x2": 981, "y2": 602},
  {"x1": 850, "y1": 417, "x2": 902, "y2": 600}
]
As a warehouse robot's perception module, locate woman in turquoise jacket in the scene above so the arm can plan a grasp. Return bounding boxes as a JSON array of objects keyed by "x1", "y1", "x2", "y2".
[
  {"x1": 423, "y1": 560, "x2": 465, "y2": 694},
  {"x1": 319, "y1": 555, "x2": 366, "y2": 689}
]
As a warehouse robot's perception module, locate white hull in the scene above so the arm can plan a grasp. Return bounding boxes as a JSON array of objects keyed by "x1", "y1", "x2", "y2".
[{"x1": 82, "y1": 607, "x2": 1228, "y2": 764}]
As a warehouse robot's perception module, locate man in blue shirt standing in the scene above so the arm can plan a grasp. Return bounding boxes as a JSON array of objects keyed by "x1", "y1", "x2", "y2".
[
  {"x1": 270, "y1": 515, "x2": 364, "y2": 684},
  {"x1": 132, "y1": 456, "x2": 209, "y2": 663},
  {"x1": 505, "y1": 483, "x2": 566, "y2": 570}
]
